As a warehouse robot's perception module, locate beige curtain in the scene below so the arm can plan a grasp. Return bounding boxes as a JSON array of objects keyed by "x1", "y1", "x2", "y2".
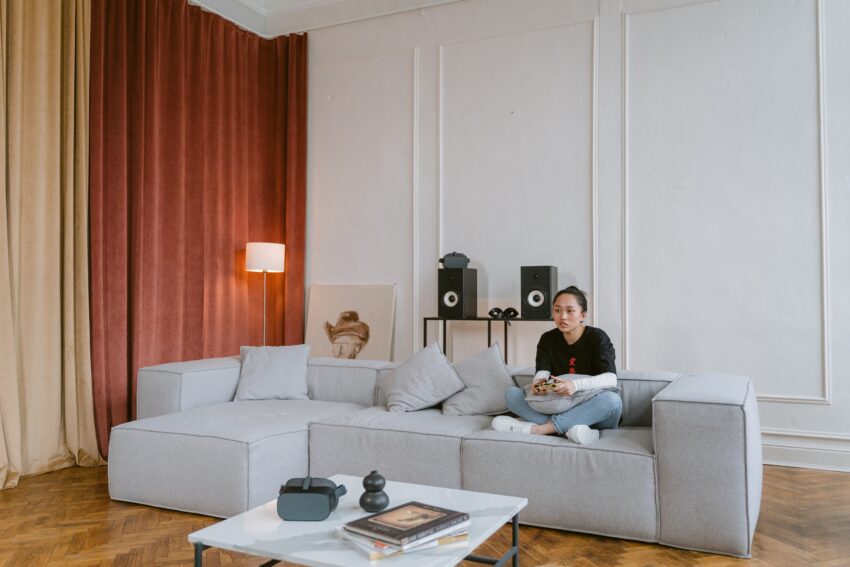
[{"x1": 0, "y1": 0, "x2": 101, "y2": 491}]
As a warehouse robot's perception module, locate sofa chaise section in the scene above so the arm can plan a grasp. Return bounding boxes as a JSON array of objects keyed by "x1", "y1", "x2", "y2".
[
  {"x1": 109, "y1": 399, "x2": 364, "y2": 517},
  {"x1": 108, "y1": 357, "x2": 391, "y2": 517}
]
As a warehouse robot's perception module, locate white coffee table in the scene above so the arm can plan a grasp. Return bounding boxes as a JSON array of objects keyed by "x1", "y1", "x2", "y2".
[{"x1": 189, "y1": 474, "x2": 527, "y2": 567}]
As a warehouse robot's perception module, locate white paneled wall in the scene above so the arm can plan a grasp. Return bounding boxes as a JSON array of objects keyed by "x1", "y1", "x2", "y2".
[
  {"x1": 306, "y1": 0, "x2": 850, "y2": 471},
  {"x1": 624, "y1": 0, "x2": 825, "y2": 402}
]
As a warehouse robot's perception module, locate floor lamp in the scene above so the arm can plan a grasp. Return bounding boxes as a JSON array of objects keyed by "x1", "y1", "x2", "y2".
[{"x1": 246, "y1": 242, "x2": 285, "y2": 345}]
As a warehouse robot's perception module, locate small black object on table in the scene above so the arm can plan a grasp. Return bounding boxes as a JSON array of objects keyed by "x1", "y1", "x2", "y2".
[{"x1": 359, "y1": 470, "x2": 389, "y2": 512}]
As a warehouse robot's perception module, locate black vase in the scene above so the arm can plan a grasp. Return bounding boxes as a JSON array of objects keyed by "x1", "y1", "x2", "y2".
[{"x1": 359, "y1": 470, "x2": 389, "y2": 512}]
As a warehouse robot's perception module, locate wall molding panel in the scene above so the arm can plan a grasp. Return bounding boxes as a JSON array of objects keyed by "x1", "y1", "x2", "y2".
[
  {"x1": 411, "y1": 46, "x2": 422, "y2": 356},
  {"x1": 621, "y1": 0, "x2": 831, "y2": 404},
  {"x1": 619, "y1": 9, "x2": 630, "y2": 368},
  {"x1": 590, "y1": 16, "x2": 600, "y2": 320},
  {"x1": 307, "y1": 47, "x2": 418, "y2": 360}
]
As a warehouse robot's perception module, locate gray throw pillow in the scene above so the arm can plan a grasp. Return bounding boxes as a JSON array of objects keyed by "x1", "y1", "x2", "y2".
[
  {"x1": 235, "y1": 344, "x2": 310, "y2": 400},
  {"x1": 524, "y1": 374, "x2": 620, "y2": 414},
  {"x1": 442, "y1": 344, "x2": 513, "y2": 416},
  {"x1": 387, "y1": 343, "x2": 464, "y2": 412},
  {"x1": 524, "y1": 387, "x2": 577, "y2": 415}
]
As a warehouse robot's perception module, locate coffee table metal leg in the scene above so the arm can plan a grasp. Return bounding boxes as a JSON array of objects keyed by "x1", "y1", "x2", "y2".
[
  {"x1": 194, "y1": 543, "x2": 280, "y2": 567},
  {"x1": 194, "y1": 543, "x2": 208, "y2": 566},
  {"x1": 512, "y1": 513, "x2": 519, "y2": 567},
  {"x1": 465, "y1": 513, "x2": 520, "y2": 566}
]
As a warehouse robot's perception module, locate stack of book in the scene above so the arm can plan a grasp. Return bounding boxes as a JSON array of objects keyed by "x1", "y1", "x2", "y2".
[{"x1": 338, "y1": 501, "x2": 471, "y2": 560}]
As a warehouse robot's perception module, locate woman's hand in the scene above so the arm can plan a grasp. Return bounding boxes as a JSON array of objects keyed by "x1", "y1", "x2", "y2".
[
  {"x1": 530, "y1": 378, "x2": 547, "y2": 395},
  {"x1": 552, "y1": 377, "x2": 577, "y2": 397}
]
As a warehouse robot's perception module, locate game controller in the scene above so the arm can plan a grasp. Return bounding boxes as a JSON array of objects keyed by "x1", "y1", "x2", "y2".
[{"x1": 533, "y1": 377, "x2": 559, "y2": 392}]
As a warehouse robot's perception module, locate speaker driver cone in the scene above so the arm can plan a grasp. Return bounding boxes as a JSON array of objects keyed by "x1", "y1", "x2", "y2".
[
  {"x1": 526, "y1": 289, "x2": 545, "y2": 308},
  {"x1": 443, "y1": 290, "x2": 459, "y2": 308}
]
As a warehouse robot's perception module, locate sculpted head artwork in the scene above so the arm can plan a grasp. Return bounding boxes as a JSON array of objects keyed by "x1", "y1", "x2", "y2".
[{"x1": 324, "y1": 311, "x2": 370, "y2": 359}]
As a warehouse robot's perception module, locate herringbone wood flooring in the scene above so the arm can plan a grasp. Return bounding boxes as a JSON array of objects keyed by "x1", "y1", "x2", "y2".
[{"x1": 0, "y1": 465, "x2": 847, "y2": 566}]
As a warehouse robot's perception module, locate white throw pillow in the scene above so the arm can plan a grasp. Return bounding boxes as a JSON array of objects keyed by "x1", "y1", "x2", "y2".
[
  {"x1": 235, "y1": 344, "x2": 310, "y2": 400},
  {"x1": 387, "y1": 343, "x2": 464, "y2": 412},
  {"x1": 442, "y1": 344, "x2": 513, "y2": 416}
]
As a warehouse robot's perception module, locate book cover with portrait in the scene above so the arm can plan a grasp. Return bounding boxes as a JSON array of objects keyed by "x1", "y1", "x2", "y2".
[{"x1": 343, "y1": 501, "x2": 469, "y2": 546}]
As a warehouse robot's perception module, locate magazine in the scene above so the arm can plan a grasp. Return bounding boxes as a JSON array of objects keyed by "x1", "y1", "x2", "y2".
[
  {"x1": 343, "y1": 501, "x2": 470, "y2": 546},
  {"x1": 336, "y1": 526, "x2": 469, "y2": 559},
  {"x1": 336, "y1": 528, "x2": 397, "y2": 560}
]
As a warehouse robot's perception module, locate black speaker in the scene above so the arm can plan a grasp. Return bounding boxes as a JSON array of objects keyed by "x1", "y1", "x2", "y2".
[
  {"x1": 438, "y1": 268, "x2": 477, "y2": 319},
  {"x1": 521, "y1": 266, "x2": 558, "y2": 319}
]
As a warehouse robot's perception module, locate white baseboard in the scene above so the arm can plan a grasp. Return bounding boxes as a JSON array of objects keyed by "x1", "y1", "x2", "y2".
[{"x1": 761, "y1": 428, "x2": 850, "y2": 473}]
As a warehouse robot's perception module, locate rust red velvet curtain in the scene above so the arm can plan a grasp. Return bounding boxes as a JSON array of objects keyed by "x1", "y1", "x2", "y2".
[{"x1": 89, "y1": 0, "x2": 307, "y2": 457}]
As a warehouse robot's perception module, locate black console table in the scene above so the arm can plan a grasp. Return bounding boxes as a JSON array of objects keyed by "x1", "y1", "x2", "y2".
[{"x1": 423, "y1": 317, "x2": 548, "y2": 364}]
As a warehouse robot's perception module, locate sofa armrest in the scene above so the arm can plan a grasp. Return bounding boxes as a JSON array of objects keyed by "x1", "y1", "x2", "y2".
[
  {"x1": 652, "y1": 373, "x2": 762, "y2": 557},
  {"x1": 137, "y1": 356, "x2": 242, "y2": 418}
]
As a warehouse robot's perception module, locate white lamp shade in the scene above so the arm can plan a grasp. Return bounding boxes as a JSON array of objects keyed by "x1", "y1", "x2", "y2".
[{"x1": 246, "y1": 242, "x2": 285, "y2": 272}]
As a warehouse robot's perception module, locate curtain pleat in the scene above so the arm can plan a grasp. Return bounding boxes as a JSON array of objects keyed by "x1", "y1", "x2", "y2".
[
  {"x1": 61, "y1": 0, "x2": 101, "y2": 470},
  {"x1": 283, "y1": 35, "x2": 308, "y2": 346},
  {"x1": 0, "y1": 0, "x2": 102, "y2": 491},
  {"x1": 89, "y1": 0, "x2": 308, "y2": 458}
]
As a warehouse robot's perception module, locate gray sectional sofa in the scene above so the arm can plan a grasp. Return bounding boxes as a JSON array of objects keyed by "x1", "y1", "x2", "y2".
[{"x1": 108, "y1": 356, "x2": 762, "y2": 557}]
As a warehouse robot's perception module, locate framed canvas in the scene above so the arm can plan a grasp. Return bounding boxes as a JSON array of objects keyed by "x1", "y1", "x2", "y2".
[{"x1": 305, "y1": 284, "x2": 396, "y2": 360}]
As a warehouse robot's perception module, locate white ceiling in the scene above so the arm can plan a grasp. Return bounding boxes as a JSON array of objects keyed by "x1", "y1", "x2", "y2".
[{"x1": 190, "y1": 0, "x2": 461, "y2": 38}]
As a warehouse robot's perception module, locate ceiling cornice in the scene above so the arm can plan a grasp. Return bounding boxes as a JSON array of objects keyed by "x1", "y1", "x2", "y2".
[{"x1": 190, "y1": 0, "x2": 461, "y2": 38}]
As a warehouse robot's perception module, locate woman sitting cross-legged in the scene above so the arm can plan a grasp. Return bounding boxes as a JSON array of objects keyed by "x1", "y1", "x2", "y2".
[{"x1": 491, "y1": 286, "x2": 622, "y2": 445}]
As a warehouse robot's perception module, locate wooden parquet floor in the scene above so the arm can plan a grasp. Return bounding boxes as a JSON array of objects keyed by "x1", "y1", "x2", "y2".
[{"x1": 0, "y1": 464, "x2": 848, "y2": 566}]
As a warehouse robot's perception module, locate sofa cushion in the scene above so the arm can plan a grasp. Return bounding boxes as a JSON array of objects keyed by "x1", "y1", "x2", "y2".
[
  {"x1": 307, "y1": 357, "x2": 395, "y2": 405},
  {"x1": 375, "y1": 367, "x2": 397, "y2": 407},
  {"x1": 309, "y1": 407, "x2": 491, "y2": 489},
  {"x1": 108, "y1": 398, "x2": 365, "y2": 517},
  {"x1": 235, "y1": 344, "x2": 311, "y2": 401},
  {"x1": 442, "y1": 344, "x2": 514, "y2": 416},
  {"x1": 618, "y1": 369, "x2": 680, "y2": 426},
  {"x1": 116, "y1": 398, "x2": 356, "y2": 440},
  {"x1": 460, "y1": 427, "x2": 657, "y2": 541},
  {"x1": 386, "y1": 343, "x2": 464, "y2": 412}
]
